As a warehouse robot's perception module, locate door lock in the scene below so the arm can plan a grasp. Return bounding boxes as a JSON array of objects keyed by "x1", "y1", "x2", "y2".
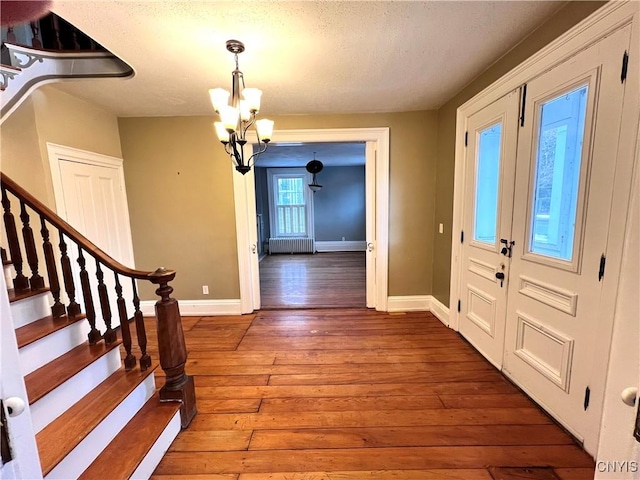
[{"x1": 500, "y1": 239, "x2": 515, "y2": 257}]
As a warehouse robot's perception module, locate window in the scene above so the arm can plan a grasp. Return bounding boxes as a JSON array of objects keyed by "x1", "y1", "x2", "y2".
[
  {"x1": 529, "y1": 84, "x2": 588, "y2": 261},
  {"x1": 473, "y1": 122, "x2": 502, "y2": 245},
  {"x1": 267, "y1": 169, "x2": 313, "y2": 238}
]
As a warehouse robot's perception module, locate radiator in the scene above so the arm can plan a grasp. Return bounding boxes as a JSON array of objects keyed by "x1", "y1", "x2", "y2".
[{"x1": 268, "y1": 237, "x2": 315, "y2": 254}]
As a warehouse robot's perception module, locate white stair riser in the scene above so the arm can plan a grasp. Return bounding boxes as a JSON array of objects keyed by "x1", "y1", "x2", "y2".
[
  {"x1": 131, "y1": 410, "x2": 181, "y2": 480},
  {"x1": 10, "y1": 292, "x2": 51, "y2": 328},
  {"x1": 20, "y1": 321, "x2": 91, "y2": 375},
  {"x1": 31, "y1": 348, "x2": 121, "y2": 433},
  {"x1": 45, "y1": 374, "x2": 156, "y2": 480}
]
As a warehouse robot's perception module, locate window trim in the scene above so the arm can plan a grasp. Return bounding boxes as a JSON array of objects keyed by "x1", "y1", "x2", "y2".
[{"x1": 267, "y1": 168, "x2": 315, "y2": 239}]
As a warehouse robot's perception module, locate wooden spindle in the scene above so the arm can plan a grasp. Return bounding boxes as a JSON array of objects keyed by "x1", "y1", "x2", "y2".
[
  {"x1": 78, "y1": 249, "x2": 101, "y2": 344},
  {"x1": 20, "y1": 201, "x2": 45, "y2": 290},
  {"x1": 2, "y1": 188, "x2": 29, "y2": 293},
  {"x1": 58, "y1": 230, "x2": 81, "y2": 318},
  {"x1": 150, "y1": 268, "x2": 196, "y2": 428},
  {"x1": 96, "y1": 260, "x2": 116, "y2": 344},
  {"x1": 30, "y1": 22, "x2": 42, "y2": 49},
  {"x1": 51, "y1": 15, "x2": 62, "y2": 50},
  {"x1": 132, "y1": 279, "x2": 151, "y2": 371},
  {"x1": 40, "y1": 217, "x2": 65, "y2": 318},
  {"x1": 115, "y1": 274, "x2": 135, "y2": 370}
]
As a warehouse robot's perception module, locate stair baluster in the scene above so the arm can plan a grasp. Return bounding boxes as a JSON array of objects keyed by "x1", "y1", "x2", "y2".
[
  {"x1": 150, "y1": 268, "x2": 197, "y2": 428},
  {"x1": 95, "y1": 260, "x2": 116, "y2": 344},
  {"x1": 58, "y1": 230, "x2": 81, "y2": 318},
  {"x1": 2, "y1": 173, "x2": 196, "y2": 428},
  {"x1": 40, "y1": 217, "x2": 65, "y2": 318},
  {"x1": 132, "y1": 279, "x2": 151, "y2": 371},
  {"x1": 115, "y1": 273, "x2": 136, "y2": 370},
  {"x1": 78, "y1": 248, "x2": 101, "y2": 344},
  {"x1": 19, "y1": 201, "x2": 45, "y2": 290},
  {"x1": 2, "y1": 187, "x2": 29, "y2": 292}
]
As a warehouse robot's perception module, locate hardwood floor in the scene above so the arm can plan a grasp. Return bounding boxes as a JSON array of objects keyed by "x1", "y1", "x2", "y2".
[
  {"x1": 147, "y1": 309, "x2": 595, "y2": 480},
  {"x1": 259, "y1": 252, "x2": 365, "y2": 309}
]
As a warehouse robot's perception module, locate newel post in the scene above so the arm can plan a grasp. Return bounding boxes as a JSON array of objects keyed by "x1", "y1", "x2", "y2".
[{"x1": 149, "y1": 267, "x2": 197, "y2": 428}]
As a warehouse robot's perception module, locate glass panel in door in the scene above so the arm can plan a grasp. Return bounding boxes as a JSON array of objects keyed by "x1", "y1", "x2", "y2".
[
  {"x1": 473, "y1": 123, "x2": 502, "y2": 245},
  {"x1": 529, "y1": 85, "x2": 588, "y2": 261}
]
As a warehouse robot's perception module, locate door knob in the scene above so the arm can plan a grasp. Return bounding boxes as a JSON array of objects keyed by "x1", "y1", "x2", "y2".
[
  {"x1": 4, "y1": 397, "x2": 26, "y2": 417},
  {"x1": 367, "y1": 242, "x2": 374, "y2": 252},
  {"x1": 250, "y1": 244, "x2": 257, "y2": 254},
  {"x1": 495, "y1": 272, "x2": 505, "y2": 280},
  {"x1": 621, "y1": 387, "x2": 638, "y2": 407}
]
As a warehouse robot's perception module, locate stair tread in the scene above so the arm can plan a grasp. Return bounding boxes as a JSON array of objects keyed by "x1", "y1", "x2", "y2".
[
  {"x1": 16, "y1": 313, "x2": 87, "y2": 349},
  {"x1": 79, "y1": 394, "x2": 180, "y2": 480},
  {"x1": 8, "y1": 287, "x2": 50, "y2": 303},
  {"x1": 37, "y1": 364, "x2": 157, "y2": 476},
  {"x1": 0, "y1": 63, "x2": 21, "y2": 72},
  {"x1": 25, "y1": 339, "x2": 122, "y2": 404}
]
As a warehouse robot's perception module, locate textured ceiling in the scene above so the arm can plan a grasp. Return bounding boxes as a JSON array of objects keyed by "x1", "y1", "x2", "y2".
[{"x1": 50, "y1": 0, "x2": 562, "y2": 117}]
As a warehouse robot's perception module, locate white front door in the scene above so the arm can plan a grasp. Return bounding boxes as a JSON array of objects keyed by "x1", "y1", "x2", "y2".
[
  {"x1": 502, "y1": 25, "x2": 632, "y2": 451},
  {"x1": 0, "y1": 275, "x2": 42, "y2": 480},
  {"x1": 459, "y1": 91, "x2": 520, "y2": 367}
]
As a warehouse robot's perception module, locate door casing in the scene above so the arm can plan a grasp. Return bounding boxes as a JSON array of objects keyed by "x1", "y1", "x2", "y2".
[{"x1": 233, "y1": 127, "x2": 390, "y2": 313}]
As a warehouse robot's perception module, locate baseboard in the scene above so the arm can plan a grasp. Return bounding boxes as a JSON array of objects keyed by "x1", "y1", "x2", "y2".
[
  {"x1": 140, "y1": 299, "x2": 242, "y2": 316},
  {"x1": 387, "y1": 295, "x2": 432, "y2": 312},
  {"x1": 386, "y1": 295, "x2": 450, "y2": 326},
  {"x1": 429, "y1": 296, "x2": 450, "y2": 327},
  {"x1": 315, "y1": 241, "x2": 366, "y2": 252}
]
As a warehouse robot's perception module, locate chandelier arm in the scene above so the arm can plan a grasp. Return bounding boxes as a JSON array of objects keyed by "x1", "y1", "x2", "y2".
[
  {"x1": 246, "y1": 140, "x2": 269, "y2": 167},
  {"x1": 229, "y1": 138, "x2": 245, "y2": 167}
]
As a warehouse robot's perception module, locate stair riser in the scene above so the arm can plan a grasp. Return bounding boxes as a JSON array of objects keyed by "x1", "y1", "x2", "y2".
[
  {"x1": 31, "y1": 348, "x2": 121, "y2": 433},
  {"x1": 11, "y1": 293, "x2": 51, "y2": 328},
  {"x1": 45, "y1": 374, "x2": 156, "y2": 480},
  {"x1": 130, "y1": 410, "x2": 181, "y2": 480},
  {"x1": 20, "y1": 321, "x2": 91, "y2": 376}
]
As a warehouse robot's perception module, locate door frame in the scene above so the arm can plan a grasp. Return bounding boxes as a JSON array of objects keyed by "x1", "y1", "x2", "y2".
[
  {"x1": 46, "y1": 143, "x2": 136, "y2": 267},
  {"x1": 449, "y1": 0, "x2": 639, "y2": 455},
  {"x1": 233, "y1": 127, "x2": 390, "y2": 313}
]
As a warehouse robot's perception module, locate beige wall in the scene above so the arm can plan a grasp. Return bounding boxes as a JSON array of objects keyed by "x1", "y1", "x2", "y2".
[
  {"x1": 119, "y1": 110, "x2": 438, "y2": 301},
  {"x1": 431, "y1": 1, "x2": 606, "y2": 307},
  {"x1": 1, "y1": 86, "x2": 123, "y2": 209}
]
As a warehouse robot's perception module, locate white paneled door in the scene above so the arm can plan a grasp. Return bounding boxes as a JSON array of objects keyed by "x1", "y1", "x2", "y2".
[
  {"x1": 459, "y1": 90, "x2": 520, "y2": 367},
  {"x1": 503, "y1": 25, "x2": 632, "y2": 449}
]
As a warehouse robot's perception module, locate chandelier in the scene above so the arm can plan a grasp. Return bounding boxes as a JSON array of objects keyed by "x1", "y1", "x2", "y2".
[
  {"x1": 210, "y1": 40, "x2": 274, "y2": 175},
  {"x1": 306, "y1": 153, "x2": 324, "y2": 193}
]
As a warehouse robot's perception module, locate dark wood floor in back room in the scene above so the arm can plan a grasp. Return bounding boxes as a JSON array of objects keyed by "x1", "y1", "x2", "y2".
[
  {"x1": 145, "y1": 308, "x2": 595, "y2": 480},
  {"x1": 259, "y1": 252, "x2": 366, "y2": 309}
]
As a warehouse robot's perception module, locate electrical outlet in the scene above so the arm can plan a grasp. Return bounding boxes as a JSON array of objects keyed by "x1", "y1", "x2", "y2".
[
  {"x1": 202, "y1": 285, "x2": 209, "y2": 295},
  {"x1": 439, "y1": 223, "x2": 444, "y2": 234}
]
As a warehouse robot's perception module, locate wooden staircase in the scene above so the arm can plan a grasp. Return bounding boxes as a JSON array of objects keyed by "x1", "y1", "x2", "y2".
[
  {"x1": 1, "y1": 173, "x2": 196, "y2": 478},
  {"x1": 1, "y1": 10, "x2": 134, "y2": 125}
]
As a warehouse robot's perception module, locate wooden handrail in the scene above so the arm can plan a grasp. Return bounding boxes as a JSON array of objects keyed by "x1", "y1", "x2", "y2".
[
  {"x1": 0, "y1": 173, "x2": 173, "y2": 284},
  {"x1": 1, "y1": 172, "x2": 196, "y2": 428}
]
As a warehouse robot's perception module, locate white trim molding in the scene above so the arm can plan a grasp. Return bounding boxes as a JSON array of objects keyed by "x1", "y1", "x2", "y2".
[
  {"x1": 140, "y1": 299, "x2": 243, "y2": 316},
  {"x1": 429, "y1": 296, "x2": 450, "y2": 327},
  {"x1": 386, "y1": 295, "x2": 450, "y2": 327},
  {"x1": 239, "y1": 127, "x2": 390, "y2": 313},
  {"x1": 315, "y1": 241, "x2": 366, "y2": 252}
]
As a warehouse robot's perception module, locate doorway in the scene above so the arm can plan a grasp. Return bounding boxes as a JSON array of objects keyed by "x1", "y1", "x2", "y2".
[
  {"x1": 233, "y1": 128, "x2": 389, "y2": 314},
  {"x1": 453, "y1": 23, "x2": 635, "y2": 454},
  {"x1": 254, "y1": 142, "x2": 367, "y2": 309}
]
